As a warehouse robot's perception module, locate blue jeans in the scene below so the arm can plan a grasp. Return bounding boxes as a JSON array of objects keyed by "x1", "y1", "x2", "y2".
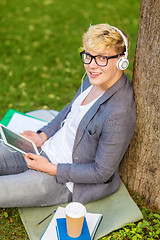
[
  {"x1": 0, "y1": 142, "x2": 28, "y2": 175},
  {"x1": 0, "y1": 142, "x2": 72, "y2": 207}
]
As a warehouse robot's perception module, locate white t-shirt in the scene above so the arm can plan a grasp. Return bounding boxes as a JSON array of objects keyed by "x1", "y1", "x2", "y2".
[{"x1": 42, "y1": 85, "x2": 102, "y2": 192}]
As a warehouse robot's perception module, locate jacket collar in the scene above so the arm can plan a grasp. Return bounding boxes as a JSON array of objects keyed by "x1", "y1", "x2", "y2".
[{"x1": 73, "y1": 73, "x2": 127, "y2": 151}]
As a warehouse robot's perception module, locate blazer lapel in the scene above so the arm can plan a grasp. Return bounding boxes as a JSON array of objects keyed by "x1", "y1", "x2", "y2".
[{"x1": 73, "y1": 73, "x2": 126, "y2": 151}]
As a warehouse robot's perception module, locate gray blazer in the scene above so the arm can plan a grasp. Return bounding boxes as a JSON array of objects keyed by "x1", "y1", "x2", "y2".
[{"x1": 40, "y1": 73, "x2": 136, "y2": 204}]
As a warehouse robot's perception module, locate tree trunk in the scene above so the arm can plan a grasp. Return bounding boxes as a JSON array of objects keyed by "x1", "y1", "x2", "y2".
[{"x1": 120, "y1": 0, "x2": 160, "y2": 209}]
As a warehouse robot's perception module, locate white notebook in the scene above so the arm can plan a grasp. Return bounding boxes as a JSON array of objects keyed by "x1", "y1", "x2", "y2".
[
  {"x1": 7, "y1": 112, "x2": 47, "y2": 133},
  {"x1": 40, "y1": 207, "x2": 102, "y2": 240}
]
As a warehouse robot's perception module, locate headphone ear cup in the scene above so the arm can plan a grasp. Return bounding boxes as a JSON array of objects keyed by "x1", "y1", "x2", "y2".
[{"x1": 116, "y1": 57, "x2": 129, "y2": 70}]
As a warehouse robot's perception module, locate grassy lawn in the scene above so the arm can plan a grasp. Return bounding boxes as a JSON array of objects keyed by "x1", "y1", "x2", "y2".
[
  {"x1": 0, "y1": 0, "x2": 159, "y2": 239},
  {"x1": 0, "y1": 0, "x2": 140, "y2": 119}
]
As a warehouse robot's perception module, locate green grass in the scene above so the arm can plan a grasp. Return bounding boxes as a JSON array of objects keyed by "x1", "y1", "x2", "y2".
[
  {"x1": 104, "y1": 193, "x2": 160, "y2": 240},
  {"x1": 1, "y1": 0, "x2": 159, "y2": 239},
  {"x1": 0, "y1": 193, "x2": 159, "y2": 239},
  {"x1": 0, "y1": 0, "x2": 140, "y2": 119}
]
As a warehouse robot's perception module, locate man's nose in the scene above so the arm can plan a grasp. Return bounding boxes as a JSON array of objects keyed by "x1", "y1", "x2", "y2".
[{"x1": 89, "y1": 57, "x2": 98, "y2": 68}]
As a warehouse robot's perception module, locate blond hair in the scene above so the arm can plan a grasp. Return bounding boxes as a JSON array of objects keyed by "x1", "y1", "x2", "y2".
[{"x1": 82, "y1": 23, "x2": 129, "y2": 54}]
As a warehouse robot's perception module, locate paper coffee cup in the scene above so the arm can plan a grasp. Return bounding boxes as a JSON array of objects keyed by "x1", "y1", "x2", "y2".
[{"x1": 65, "y1": 202, "x2": 86, "y2": 238}]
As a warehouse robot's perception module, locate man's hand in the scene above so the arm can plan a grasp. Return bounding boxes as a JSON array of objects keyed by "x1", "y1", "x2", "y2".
[
  {"x1": 21, "y1": 131, "x2": 47, "y2": 148},
  {"x1": 24, "y1": 153, "x2": 57, "y2": 176}
]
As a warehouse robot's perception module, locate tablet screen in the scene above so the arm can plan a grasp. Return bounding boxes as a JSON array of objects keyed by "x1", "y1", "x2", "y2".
[{"x1": 0, "y1": 125, "x2": 39, "y2": 155}]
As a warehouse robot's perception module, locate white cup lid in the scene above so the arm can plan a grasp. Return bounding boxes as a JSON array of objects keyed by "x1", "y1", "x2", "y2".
[{"x1": 65, "y1": 202, "x2": 86, "y2": 218}]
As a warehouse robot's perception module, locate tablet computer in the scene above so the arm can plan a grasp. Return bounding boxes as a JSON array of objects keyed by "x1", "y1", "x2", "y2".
[{"x1": 0, "y1": 124, "x2": 40, "y2": 155}]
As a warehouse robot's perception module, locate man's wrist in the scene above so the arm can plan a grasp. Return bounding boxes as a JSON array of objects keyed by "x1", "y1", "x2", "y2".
[
  {"x1": 46, "y1": 162, "x2": 57, "y2": 176},
  {"x1": 39, "y1": 132, "x2": 47, "y2": 144}
]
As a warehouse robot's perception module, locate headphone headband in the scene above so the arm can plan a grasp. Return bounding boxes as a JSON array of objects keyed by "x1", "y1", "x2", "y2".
[
  {"x1": 111, "y1": 26, "x2": 129, "y2": 70},
  {"x1": 111, "y1": 26, "x2": 128, "y2": 57}
]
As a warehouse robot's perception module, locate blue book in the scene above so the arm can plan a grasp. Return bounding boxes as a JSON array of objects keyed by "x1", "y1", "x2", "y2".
[{"x1": 56, "y1": 217, "x2": 91, "y2": 240}]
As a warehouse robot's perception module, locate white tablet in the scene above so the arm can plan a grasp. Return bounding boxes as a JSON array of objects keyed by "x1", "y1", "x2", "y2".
[{"x1": 0, "y1": 124, "x2": 40, "y2": 155}]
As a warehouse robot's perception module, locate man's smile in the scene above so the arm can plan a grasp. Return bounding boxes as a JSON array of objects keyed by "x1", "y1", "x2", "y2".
[{"x1": 89, "y1": 71, "x2": 102, "y2": 78}]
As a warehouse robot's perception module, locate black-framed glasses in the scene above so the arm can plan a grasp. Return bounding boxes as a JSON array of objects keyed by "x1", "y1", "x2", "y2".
[{"x1": 80, "y1": 50, "x2": 123, "y2": 67}]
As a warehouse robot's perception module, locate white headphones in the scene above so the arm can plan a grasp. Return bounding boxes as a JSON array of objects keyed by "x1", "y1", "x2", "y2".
[{"x1": 111, "y1": 26, "x2": 129, "y2": 70}]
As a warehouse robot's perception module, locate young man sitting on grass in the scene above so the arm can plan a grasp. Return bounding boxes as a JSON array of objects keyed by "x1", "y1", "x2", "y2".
[{"x1": 0, "y1": 23, "x2": 136, "y2": 207}]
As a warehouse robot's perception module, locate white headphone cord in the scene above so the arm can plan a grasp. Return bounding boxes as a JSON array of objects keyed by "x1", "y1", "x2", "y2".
[{"x1": 81, "y1": 72, "x2": 87, "y2": 93}]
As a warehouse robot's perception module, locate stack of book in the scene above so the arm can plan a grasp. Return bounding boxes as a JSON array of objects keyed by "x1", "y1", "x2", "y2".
[{"x1": 40, "y1": 207, "x2": 102, "y2": 240}]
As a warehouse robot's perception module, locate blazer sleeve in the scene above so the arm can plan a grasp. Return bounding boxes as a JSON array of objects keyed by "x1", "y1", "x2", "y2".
[{"x1": 56, "y1": 111, "x2": 136, "y2": 184}]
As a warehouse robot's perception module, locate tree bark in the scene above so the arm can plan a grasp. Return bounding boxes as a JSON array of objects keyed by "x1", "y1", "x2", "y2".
[{"x1": 120, "y1": 0, "x2": 160, "y2": 209}]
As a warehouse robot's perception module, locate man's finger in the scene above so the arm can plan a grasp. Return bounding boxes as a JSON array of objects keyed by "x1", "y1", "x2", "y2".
[{"x1": 25, "y1": 152, "x2": 38, "y2": 159}]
